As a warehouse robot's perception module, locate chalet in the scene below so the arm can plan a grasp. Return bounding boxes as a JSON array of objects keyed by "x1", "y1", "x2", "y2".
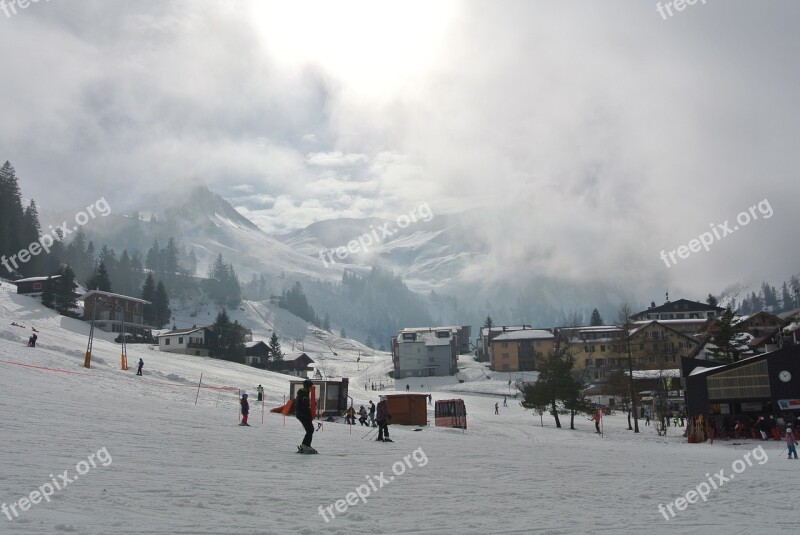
[
  {"x1": 156, "y1": 326, "x2": 215, "y2": 357},
  {"x1": 632, "y1": 298, "x2": 724, "y2": 322},
  {"x1": 14, "y1": 275, "x2": 62, "y2": 297},
  {"x1": 82, "y1": 290, "x2": 152, "y2": 336},
  {"x1": 392, "y1": 329, "x2": 459, "y2": 379},
  {"x1": 398, "y1": 326, "x2": 472, "y2": 355},
  {"x1": 244, "y1": 341, "x2": 269, "y2": 366}
]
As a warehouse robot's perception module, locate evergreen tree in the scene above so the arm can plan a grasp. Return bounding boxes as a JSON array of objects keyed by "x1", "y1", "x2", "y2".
[
  {"x1": 21, "y1": 200, "x2": 42, "y2": 275},
  {"x1": 55, "y1": 266, "x2": 79, "y2": 315},
  {"x1": 146, "y1": 240, "x2": 160, "y2": 274},
  {"x1": 0, "y1": 161, "x2": 25, "y2": 266},
  {"x1": 87, "y1": 262, "x2": 112, "y2": 292},
  {"x1": 483, "y1": 315, "x2": 495, "y2": 329},
  {"x1": 65, "y1": 228, "x2": 92, "y2": 282},
  {"x1": 781, "y1": 282, "x2": 794, "y2": 312},
  {"x1": 707, "y1": 308, "x2": 749, "y2": 364},
  {"x1": 268, "y1": 332, "x2": 284, "y2": 362},
  {"x1": 212, "y1": 309, "x2": 245, "y2": 362},
  {"x1": 162, "y1": 237, "x2": 180, "y2": 278},
  {"x1": 154, "y1": 281, "x2": 171, "y2": 328},
  {"x1": 706, "y1": 294, "x2": 718, "y2": 308},
  {"x1": 41, "y1": 275, "x2": 55, "y2": 309},
  {"x1": 141, "y1": 273, "x2": 157, "y2": 326},
  {"x1": 206, "y1": 253, "x2": 241, "y2": 307},
  {"x1": 590, "y1": 308, "x2": 604, "y2": 326}
]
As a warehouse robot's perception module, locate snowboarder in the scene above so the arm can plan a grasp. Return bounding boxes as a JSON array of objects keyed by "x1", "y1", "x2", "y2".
[
  {"x1": 376, "y1": 396, "x2": 391, "y2": 442},
  {"x1": 256, "y1": 385, "x2": 264, "y2": 402},
  {"x1": 368, "y1": 400, "x2": 376, "y2": 427},
  {"x1": 240, "y1": 392, "x2": 250, "y2": 426},
  {"x1": 495, "y1": 402, "x2": 499, "y2": 415},
  {"x1": 787, "y1": 428, "x2": 798, "y2": 459},
  {"x1": 296, "y1": 379, "x2": 316, "y2": 453},
  {"x1": 136, "y1": 358, "x2": 144, "y2": 376}
]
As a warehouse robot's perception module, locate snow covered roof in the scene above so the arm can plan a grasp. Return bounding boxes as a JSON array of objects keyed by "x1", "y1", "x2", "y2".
[
  {"x1": 82, "y1": 290, "x2": 150, "y2": 305},
  {"x1": 627, "y1": 369, "x2": 681, "y2": 379},
  {"x1": 245, "y1": 341, "x2": 267, "y2": 348},
  {"x1": 493, "y1": 329, "x2": 553, "y2": 342},
  {"x1": 156, "y1": 326, "x2": 209, "y2": 337},
  {"x1": 14, "y1": 276, "x2": 61, "y2": 283}
]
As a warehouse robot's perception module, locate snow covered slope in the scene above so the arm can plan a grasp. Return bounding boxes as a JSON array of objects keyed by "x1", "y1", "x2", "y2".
[{"x1": 0, "y1": 282, "x2": 787, "y2": 534}]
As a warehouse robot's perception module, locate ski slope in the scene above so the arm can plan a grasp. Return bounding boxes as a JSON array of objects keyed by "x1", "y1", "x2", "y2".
[{"x1": 0, "y1": 282, "x2": 788, "y2": 534}]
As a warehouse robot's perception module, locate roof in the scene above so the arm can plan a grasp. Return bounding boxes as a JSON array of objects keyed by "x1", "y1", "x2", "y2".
[
  {"x1": 82, "y1": 290, "x2": 150, "y2": 305},
  {"x1": 480, "y1": 325, "x2": 532, "y2": 337},
  {"x1": 245, "y1": 341, "x2": 268, "y2": 348},
  {"x1": 633, "y1": 299, "x2": 724, "y2": 317},
  {"x1": 627, "y1": 369, "x2": 681, "y2": 379},
  {"x1": 156, "y1": 326, "x2": 209, "y2": 338},
  {"x1": 493, "y1": 329, "x2": 554, "y2": 342},
  {"x1": 14, "y1": 275, "x2": 61, "y2": 283}
]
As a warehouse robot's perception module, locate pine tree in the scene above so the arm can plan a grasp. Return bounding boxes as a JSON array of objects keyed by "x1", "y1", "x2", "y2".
[
  {"x1": 41, "y1": 275, "x2": 55, "y2": 309},
  {"x1": 706, "y1": 294, "x2": 718, "y2": 307},
  {"x1": 87, "y1": 262, "x2": 112, "y2": 292},
  {"x1": 0, "y1": 161, "x2": 26, "y2": 267},
  {"x1": 521, "y1": 346, "x2": 582, "y2": 429},
  {"x1": 21, "y1": 200, "x2": 42, "y2": 275},
  {"x1": 268, "y1": 332, "x2": 284, "y2": 362},
  {"x1": 154, "y1": 281, "x2": 171, "y2": 328},
  {"x1": 707, "y1": 308, "x2": 749, "y2": 364},
  {"x1": 162, "y1": 237, "x2": 180, "y2": 278},
  {"x1": 483, "y1": 315, "x2": 494, "y2": 329},
  {"x1": 141, "y1": 273, "x2": 157, "y2": 326},
  {"x1": 781, "y1": 282, "x2": 793, "y2": 312},
  {"x1": 146, "y1": 240, "x2": 160, "y2": 274},
  {"x1": 55, "y1": 266, "x2": 78, "y2": 315},
  {"x1": 590, "y1": 308, "x2": 604, "y2": 326}
]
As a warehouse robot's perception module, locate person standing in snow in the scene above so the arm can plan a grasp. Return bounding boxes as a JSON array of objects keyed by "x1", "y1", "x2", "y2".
[
  {"x1": 136, "y1": 358, "x2": 144, "y2": 376},
  {"x1": 503, "y1": 395, "x2": 507, "y2": 407},
  {"x1": 495, "y1": 402, "x2": 499, "y2": 415},
  {"x1": 406, "y1": 384, "x2": 410, "y2": 392},
  {"x1": 368, "y1": 400, "x2": 376, "y2": 427},
  {"x1": 591, "y1": 410, "x2": 602, "y2": 434},
  {"x1": 296, "y1": 379, "x2": 316, "y2": 453},
  {"x1": 358, "y1": 405, "x2": 368, "y2": 426},
  {"x1": 256, "y1": 385, "x2": 264, "y2": 402},
  {"x1": 240, "y1": 392, "x2": 250, "y2": 426},
  {"x1": 376, "y1": 396, "x2": 391, "y2": 442},
  {"x1": 787, "y1": 428, "x2": 799, "y2": 459},
  {"x1": 28, "y1": 333, "x2": 37, "y2": 347}
]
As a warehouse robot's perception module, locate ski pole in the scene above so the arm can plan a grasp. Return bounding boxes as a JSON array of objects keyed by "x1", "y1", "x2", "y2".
[{"x1": 361, "y1": 426, "x2": 379, "y2": 440}]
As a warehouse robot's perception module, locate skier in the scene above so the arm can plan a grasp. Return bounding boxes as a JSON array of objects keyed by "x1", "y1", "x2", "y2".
[
  {"x1": 787, "y1": 428, "x2": 798, "y2": 459},
  {"x1": 240, "y1": 392, "x2": 250, "y2": 426},
  {"x1": 256, "y1": 384, "x2": 264, "y2": 402},
  {"x1": 368, "y1": 400, "x2": 376, "y2": 427},
  {"x1": 376, "y1": 396, "x2": 391, "y2": 442},
  {"x1": 344, "y1": 405, "x2": 356, "y2": 425},
  {"x1": 296, "y1": 379, "x2": 317, "y2": 453},
  {"x1": 503, "y1": 395, "x2": 507, "y2": 407},
  {"x1": 591, "y1": 410, "x2": 602, "y2": 434},
  {"x1": 136, "y1": 358, "x2": 144, "y2": 376},
  {"x1": 358, "y1": 405, "x2": 368, "y2": 426},
  {"x1": 428, "y1": 394, "x2": 432, "y2": 406},
  {"x1": 495, "y1": 402, "x2": 499, "y2": 415}
]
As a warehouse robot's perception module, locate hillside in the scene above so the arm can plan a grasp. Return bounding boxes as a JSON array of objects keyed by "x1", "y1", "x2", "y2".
[{"x1": 0, "y1": 282, "x2": 786, "y2": 534}]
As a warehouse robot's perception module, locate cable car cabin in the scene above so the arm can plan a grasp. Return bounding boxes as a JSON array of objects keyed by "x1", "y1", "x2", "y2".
[{"x1": 435, "y1": 399, "x2": 467, "y2": 430}]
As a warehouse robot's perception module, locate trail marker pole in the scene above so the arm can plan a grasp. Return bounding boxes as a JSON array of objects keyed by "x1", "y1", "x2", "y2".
[{"x1": 195, "y1": 373, "x2": 203, "y2": 405}]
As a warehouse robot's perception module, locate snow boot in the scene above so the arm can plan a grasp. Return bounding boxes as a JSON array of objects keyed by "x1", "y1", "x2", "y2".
[
  {"x1": 375, "y1": 437, "x2": 384, "y2": 442},
  {"x1": 382, "y1": 438, "x2": 393, "y2": 442}
]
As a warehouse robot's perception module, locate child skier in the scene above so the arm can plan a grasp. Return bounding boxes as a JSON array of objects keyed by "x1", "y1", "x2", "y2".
[
  {"x1": 358, "y1": 405, "x2": 368, "y2": 426},
  {"x1": 256, "y1": 384, "x2": 264, "y2": 402},
  {"x1": 240, "y1": 392, "x2": 250, "y2": 426},
  {"x1": 296, "y1": 379, "x2": 316, "y2": 453},
  {"x1": 787, "y1": 428, "x2": 798, "y2": 459},
  {"x1": 368, "y1": 400, "x2": 376, "y2": 427}
]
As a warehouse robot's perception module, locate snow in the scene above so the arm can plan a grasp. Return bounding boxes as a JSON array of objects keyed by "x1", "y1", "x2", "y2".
[{"x1": 0, "y1": 280, "x2": 787, "y2": 534}]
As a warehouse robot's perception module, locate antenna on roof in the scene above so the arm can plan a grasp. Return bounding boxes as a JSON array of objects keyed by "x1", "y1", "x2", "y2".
[{"x1": 665, "y1": 291, "x2": 670, "y2": 303}]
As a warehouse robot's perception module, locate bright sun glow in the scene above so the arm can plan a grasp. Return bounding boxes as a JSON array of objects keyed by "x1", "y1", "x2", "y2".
[{"x1": 250, "y1": 0, "x2": 456, "y2": 94}]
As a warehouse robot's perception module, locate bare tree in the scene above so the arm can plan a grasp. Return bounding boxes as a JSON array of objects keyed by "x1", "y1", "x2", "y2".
[{"x1": 617, "y1": 303, "x2": 640, "y2": 433}]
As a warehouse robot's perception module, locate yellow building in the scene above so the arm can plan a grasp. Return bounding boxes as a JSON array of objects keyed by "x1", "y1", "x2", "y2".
[{"x1": 490, "y1": 329, "x2": 554, "y2": 372}]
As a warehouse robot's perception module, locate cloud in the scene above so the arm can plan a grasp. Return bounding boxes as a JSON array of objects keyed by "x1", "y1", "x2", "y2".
[{"x1": 306, "y1": 151, "x2": 369, "y2": 167}]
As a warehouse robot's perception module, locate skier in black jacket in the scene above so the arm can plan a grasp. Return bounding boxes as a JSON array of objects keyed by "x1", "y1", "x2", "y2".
[{"x1": 296, "y1": 379, "x2": 316, "y2": 453}]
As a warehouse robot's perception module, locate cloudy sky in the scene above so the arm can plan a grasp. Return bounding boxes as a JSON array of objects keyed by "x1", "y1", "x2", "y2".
[{"x1": 1, "y1": 0, "x2": 798, "y2": 299}]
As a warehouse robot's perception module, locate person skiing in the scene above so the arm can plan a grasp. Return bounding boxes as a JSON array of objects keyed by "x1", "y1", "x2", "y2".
[
  {"x1": 787, "y1": 428, "x2": 798, "y2": 459},
  {"x1": 344, "y1": 405, "x2": 356, "y2": 425},
  {"x1": 591, "y1": 410, "x2": 602, "y2": 434},
  {"x1": 256, "y1": 384, "x2": 264, "y2": 402},
  {"x1": 368, "y1": 400, "x2": 376, "y2": 427},
  {"x1": 296, "y1": 379, "x2": 317, "y2": 453},
  {"x1": 376, "y1": 396, "x2": 391, "y2": 442},
  {"x1": 358, "y1": 405, "x2": 368, "y2": 426},
  {"x1": 136, "y1": 358, "x2": 144, "y2": 376},
  {"x1": 240, "y1": 392, "x2": 250, "y2": 426}
]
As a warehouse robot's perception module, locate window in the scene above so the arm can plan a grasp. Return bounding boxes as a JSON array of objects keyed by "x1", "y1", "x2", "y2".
[
  {"x1": 639, "y1": 344, "x2": 645, "y2": 350},
  {"x1": 502, "y1": 353, "x2": 509, "y2": 360},
  {"x1": 585, "y1": 359, "x2": 592, "y2": 367},
  {"x1": 179, "y1": 337, "x2": 184, "y2": 344},
  {"x1": 165, "y1": 339, "x2": 171, "y2": 346},
  {"x1": 428, "y1": 346, "x2": 434, "y2": 352},
  {"x1": 600, "y1": 345, "x2": 606, "y2": 352},
  {"x1": 33, "y1": 282, "x2": 42, "y2": 290},
  {"x1": 502, "y1": 341, "x2": 509, "y2": 348},
  {"x1": 596, "y1": 359, "x2": 605, "y2": 366}
]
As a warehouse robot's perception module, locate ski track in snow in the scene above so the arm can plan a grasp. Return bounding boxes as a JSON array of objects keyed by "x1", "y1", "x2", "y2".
[{"x1": 0, "y1": 282, "x2": 787, "y2": 534}]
